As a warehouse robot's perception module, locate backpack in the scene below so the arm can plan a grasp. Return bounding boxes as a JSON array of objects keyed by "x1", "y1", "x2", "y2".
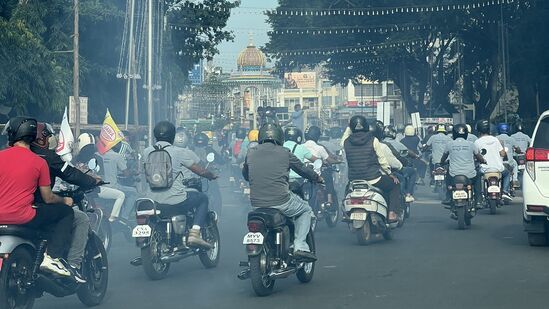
[
  {"x1": 144, "y1": 144, "x2": 174, "y2": 190},
  {"x1": 233, "y1": 139, "x2": 243, "y2": 157}
]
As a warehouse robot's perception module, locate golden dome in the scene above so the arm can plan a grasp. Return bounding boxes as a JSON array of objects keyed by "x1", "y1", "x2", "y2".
[{"x1": 237, "y1": 42, "x2": 266, "y2": 69}]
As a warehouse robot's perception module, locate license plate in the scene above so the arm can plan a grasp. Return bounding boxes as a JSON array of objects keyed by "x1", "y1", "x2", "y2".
[
  {"x1": 229, "y1": 177, "x2": 235, "y2": 182},
  {"x1": 452, "y1": 190, "x2": 468, "y2": 200},
  {"x1": 243, "y1": 232, "x2": 264, "y2": 245},
  {"x1": 518, "y1": 165, "x2": 525, "y2": 170},
  {"x1": 243, "y1": 188, "x2": 250, "y2": 195},
  {"x1": 132, "y1": 225, "x2": 152, "y2": 238},
  {"x1": 350, "y1": 212, "x2": 367, "y2": 221},
  {"x1": 434, "y1": 175, "x2": 445, "y2": 181},
  {"x1": 487, "y1": 186, "x2": 500, "y2": 193}
]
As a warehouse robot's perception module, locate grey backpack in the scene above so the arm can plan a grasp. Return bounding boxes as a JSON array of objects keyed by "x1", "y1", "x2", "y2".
[{"x1": 144, "y1": 145, "x2": 173, "y2": 190}]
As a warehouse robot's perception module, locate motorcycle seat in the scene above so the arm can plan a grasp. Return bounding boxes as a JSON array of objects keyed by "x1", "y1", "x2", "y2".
[
  {"x1": 248, "y1": 208, "x2": 287, "y2": 228},
  {"x1": 0, "y1": 225, "x2": 43, "y2": 239},
  {"x1": 452, "y1": 175, "x2": 471, "y2": 185}
]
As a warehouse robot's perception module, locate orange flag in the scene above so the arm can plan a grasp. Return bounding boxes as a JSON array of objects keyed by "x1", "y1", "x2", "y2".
[{"x1": 97, "y1": 109, "x2": 125, "y2": 154}]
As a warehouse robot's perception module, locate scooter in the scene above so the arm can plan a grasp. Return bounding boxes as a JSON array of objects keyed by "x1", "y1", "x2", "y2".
[
  {"x1": 0, "y1": 183, "x2": 109, "y2": 309},
  {"x1": 343, "y1": 180, "x2": 402, "y2": 245}
]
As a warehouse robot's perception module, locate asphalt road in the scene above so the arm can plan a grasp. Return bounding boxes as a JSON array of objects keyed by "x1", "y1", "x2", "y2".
[{"x1": 36, "y1": 185, "x2": 549, "y2": 309}]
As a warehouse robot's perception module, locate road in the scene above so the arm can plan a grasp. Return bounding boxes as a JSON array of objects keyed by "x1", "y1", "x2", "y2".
[{"x1": 37, "y1": 185, "x2": 549, "y2": 309}]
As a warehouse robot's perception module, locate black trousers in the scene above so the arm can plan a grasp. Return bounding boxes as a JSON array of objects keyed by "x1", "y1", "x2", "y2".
[
  {"x1": 24, "y1": 204, "x2": 74, "y2": 259},
  {"x1": 373, "y1": 175, "x2": 402, "y2": 214}
]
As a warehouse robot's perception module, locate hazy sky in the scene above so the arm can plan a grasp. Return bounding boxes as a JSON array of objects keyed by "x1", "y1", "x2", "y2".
[{"x1": 215, "y1": 0, "x2": 278, "y2": 72}]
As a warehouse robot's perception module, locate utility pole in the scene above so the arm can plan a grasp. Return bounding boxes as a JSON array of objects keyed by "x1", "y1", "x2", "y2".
[
  {"x1": 147, "y1": 0, "x2": 154, "y2": 146},
  {"x1": 124, "y1": 0, "x2": 136, "y2": 130},
  {"x1": 73, "y1": 0, "x2": 80, "y2": 137},
  {"x1": 500, "y1": 5, "x2": 508, "y2": 123}
]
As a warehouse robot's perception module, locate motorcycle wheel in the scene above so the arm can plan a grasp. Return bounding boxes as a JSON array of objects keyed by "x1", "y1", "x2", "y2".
[
  {"x1": 325, "y1": 206, "x2": 339, "y2": 228},
  {"x1": 457, "y1": 206, "x2": 466, "y2": 230},
  {"x1": 141, "y1": 228, "x2": 170, "y2": 281},
  {"x1": 249, "y1": 250, "x2": 274, "y2": 297},
  {"x1": 356, "y1": 220, "x2": 372, "y2": 245},
  {"x1": 0, "y1": 247, "x2": 35, "y2": 309},
  {"x1": 489, "y1": 199, "x2": 497, "y2": 215},
  {"x1": 198, "y1": 222, "x2": 220, "y2": 269},
  {"x1": 437, "y1": 185, "x2": 446, "y2": 201},
  {"x1": 404, "y1": 203, "x2": 411, "y2": 219},
  {"x1": 77, "y1": 234, "x2": 109, "y2": 307},
  {"x1": 296, "y1": 229, "x2": 316, "y2": 283}
]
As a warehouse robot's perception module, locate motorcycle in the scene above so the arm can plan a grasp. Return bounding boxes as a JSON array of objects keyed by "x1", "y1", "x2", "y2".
[
  {"x1": 302, "y1": 160, "x2": 339, "y2": 228},
  {"x1": 238, "y1": 209, "x2": 316, "y2": 297},
  {"x1": 0, "y1": 183, "x2": 109, "y2": 309},
  {"x1": 432, "y1": 163, "x2": 448, "y2": 200},
  {"x1": 449, "y1": 175, "x2": 475, "y2": 229},
  {"x1": 343, "y1": 180, "x2": 402, "y2": 245},
  {"x1": 515, "y1": 153, "x2": 526, "y2": 187},
  {"x1": 131, "y1": 153, "x2": 220, "y2": 280},
  {"x1": 481, "y1": 171, "x2": 503, "y2": 214}
]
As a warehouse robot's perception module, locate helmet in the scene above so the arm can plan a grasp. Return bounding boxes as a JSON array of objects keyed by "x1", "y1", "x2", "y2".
[
  {"x1": 446, "y1": 124, "x2": 454, "y2": 133},
  {"x1": 369, "y1": 121, "x2": 383, "y2": 139},
  {"x1": 174, "y1": 131, "x2": 189, "y2": 148},
  {"x1": 497, "y1": 123, "x2": 510, "y2": 135},
  {"x1": 236, "y1": 128, "x2": 247, "y2": 139},
  {"x1": 33, "y1": 122, "x2": 55, "y2": 149},
  {"x1": 427, "y1": 125, "x2": 435, "y2": 134},
  {"x1": 2, "y1": 117, "x2": 37, "y2": 146},
  {"x1": 383, "y1": 125, "x2": 397, "y2": 139},
  {"x1": 466, "y1": 124, "x2": 472, "y2": 134},
  {"x1": 154, "y1": 121, "x2": 176, "y2": 143},
  {"x1": 304, "y1": 126, "x2": 322, "y2": 142},
  {"x1": 258, "y1": 123, "x2": 284, "y2": 145},
  {"x1": 476, "y1": 120, "x2": 491, "y2": 135},
  {"x1": 435, "y1": 124, "x2": 446, "y2": 133},
  {"x1": 404, "y1": 125, "x2": 415, "y2": 137},
  {"x1": 193, "y1": 132, "x2": 209, "y2": 147},
  {"x1": 284, "y1": 126, "x2": 303, "y2": 143},
  {"x1": 349, "y1": 115, "x2": 369, "y2": 133},
  {"x1": 452, "y1": 124, "x2": 468, "y2": 140},
  {"x1": 77, "y1": 133, "x2": 96, "y2": 152},
  {"x1": 514, "y1": 122, "x2": 523, "y2": 133},
  {"x1": 248, "y1": 129, "x2": 259, "y2": 143}
]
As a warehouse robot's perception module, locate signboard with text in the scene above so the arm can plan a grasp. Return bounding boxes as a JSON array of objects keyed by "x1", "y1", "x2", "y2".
[{"x1": 284, "y1": 72, "x2": 316, "y2": 89}]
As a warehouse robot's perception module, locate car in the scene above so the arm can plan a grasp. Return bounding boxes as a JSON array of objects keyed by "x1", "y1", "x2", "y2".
[{"x1": 523, "y1": 110, "x2": 549, "y2": 246}]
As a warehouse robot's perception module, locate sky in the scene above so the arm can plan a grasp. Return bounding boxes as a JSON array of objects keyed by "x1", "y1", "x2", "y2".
[{"x1": 215, "y1": 0, "x2": 278, "y2": 72}]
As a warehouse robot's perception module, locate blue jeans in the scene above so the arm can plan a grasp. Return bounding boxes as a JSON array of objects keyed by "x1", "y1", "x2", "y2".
[
  {"x1": 270, "y1": 192, "x2": 314, "y2": 252},
  {"x1": 395, "y1": 167, "x2": 417, "y2": 195}
]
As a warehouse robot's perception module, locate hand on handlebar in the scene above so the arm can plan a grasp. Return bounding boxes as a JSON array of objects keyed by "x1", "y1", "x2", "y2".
[{"x1": 63, "y1": 197, "x2": 74, "y2": 207}]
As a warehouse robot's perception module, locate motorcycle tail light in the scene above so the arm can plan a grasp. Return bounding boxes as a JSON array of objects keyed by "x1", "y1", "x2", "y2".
[
  {"x1": 349, "y1": 197, "x2": 370, "y2": 205},
  {"x1": 247, "y1": 220, "x2": 264, "y2": 232}
]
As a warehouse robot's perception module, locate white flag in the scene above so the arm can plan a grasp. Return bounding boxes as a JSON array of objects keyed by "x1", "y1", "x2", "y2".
[{"x1": 56, "y1": 107, "x2": 75, "y2": 162}]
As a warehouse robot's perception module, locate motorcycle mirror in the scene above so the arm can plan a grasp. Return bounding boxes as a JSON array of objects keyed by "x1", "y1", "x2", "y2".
[
  {"x1": 481, "y1": 149, "x2": 487, "y2": 156},
  {"x1": 87, "y1": 158, "x2": 98, "y2": 172},
  {"x1": 313, "y1": 159, "x2": 323, "y2": 170},
  {"x1": 206, "y1": 153, "x2": 215, "y2": 163}
]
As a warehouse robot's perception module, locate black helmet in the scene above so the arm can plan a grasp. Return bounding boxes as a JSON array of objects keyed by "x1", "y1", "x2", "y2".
[
  {"x1": 194, "y1": 132, "x2": 209, "y2": 147},
  {"x1": 349, "y1": 115, "x2": 369, "y2": 133},
  {"x1": 2, "y1": 117, "x2": 37, "y2": 146},
  {"x1": 154, "y1": 121, "x2": 176, "y2": 144},
  {"x1": 236, "y1": 127, "x2": 247, "y2": 139},
  {"x1": 452, "y1": 124, "x2": 468, "y2": 140},
  {"x1": 304, "y1": 126, "x2": 321, "y2": 142},
  {"x1": 476, "y1": 120, "x2": 490, "y2": 135},
  {"x1": 258, "y1": 123, "x2": 284, "y2": 145},
  {"x1": 369, "y1": 121, "x2": 383, "y2": 139},
  {"x1": 514, "y1": 122, "x2": 523, "y2": 133},
  {"x1": 284, "y1": 126, "x2": 303, "y2": 143},
  {"x1": 383, "y1": 125, "x2": 397, "y2": 139}
]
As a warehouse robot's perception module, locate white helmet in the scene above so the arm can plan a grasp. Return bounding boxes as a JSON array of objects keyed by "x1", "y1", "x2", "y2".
[
  {"x1": 174, "y1": 131, "x2": 189, "y2": 148},
  {"x1": 77, "y1": 133, "x2": 96, "y2": 152},
  {"x1": 404, "y1": 125, "x2": 415, "y2": 137},
  {"x1": 466, "y1": 124, "x2": 472, "y2": 133}
]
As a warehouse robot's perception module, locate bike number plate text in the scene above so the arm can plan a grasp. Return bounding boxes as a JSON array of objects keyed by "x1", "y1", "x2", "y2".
[
  {"x1": 487, "y1": 186, "x2": 500, "y2": 193},
  {"x1": 350, "y1": 212, "x2": 367, "y2": 221},
  {"x1": 452, "y1": 190, "x2": 468, "y2": 200},
  {"x1": 243, "y1": 188, "x2": 250, "y2": 195},
  {"x1": 132, "y1": 225, "x2": 152, "y2": 238},
  {"x1": 243, "y1": 232, "x2": 264, "y2": 245},
  {"x1": 434, "y1": 175, "x2": 445, "y2": 181},
  {"x1": 518, "y1": 165, "x2": 525, "y2": 170}
]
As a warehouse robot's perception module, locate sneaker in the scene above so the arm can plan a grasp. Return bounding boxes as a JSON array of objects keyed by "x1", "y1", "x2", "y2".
[
  {"x1": 294, "y1": 250, "x2": 317, "y2": 262},
  {"x1": 187, "y1": 229, "x2": 213, "y2": 250},
  {"x1": 502, "y1": 193, "x2": 513, "y2": 201},
  {"x1": 405, "y1": 195, "x2": 415, "y2": 203},
  {"x1": 40, "y1": 254, "x2": 71, "y2": 277},
  {"x1": 68, "y1": 264, "x2": 87, "y2": 283}
]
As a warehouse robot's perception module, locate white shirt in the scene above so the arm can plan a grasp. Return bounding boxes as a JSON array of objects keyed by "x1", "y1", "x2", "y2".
[
  {"x1": 475, "y1": 135, "x2": 504, "y2": 173},
  {"x1": 379, "y1": 142, "x2": 403, "y2": 172},
  {"x1": 303, "y1": 140, "x2": 330, "y2": 161}
]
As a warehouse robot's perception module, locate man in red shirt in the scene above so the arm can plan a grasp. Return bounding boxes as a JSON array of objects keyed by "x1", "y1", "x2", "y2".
[{"x1": 0, "y1": 117, "x2": 74, "y2": 277}]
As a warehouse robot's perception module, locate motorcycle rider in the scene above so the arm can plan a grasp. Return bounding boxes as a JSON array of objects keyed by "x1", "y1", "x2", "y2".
[
  {"x1": 344, "y1": 116, "x2": 400, "y2": 222},
  {"x1": 511, "y1": 122, "x2": 531, "y2": 154},
  {"x1": 283, "y1": 126, "x2": 316, "y2": 198},
  {"x1": 192, "y1": 132, "x2": 223, "y2": 215},
  {"x1": 144, "y1": 121, "x2": 217, "y2": 249},
  {"x1": 496, "y1": 123, "x2": 520, "y2": 189},
  {"x1": 242, "y1": 123, "x2": 323, "y2": 261},
  {"x1": 475, "y1": 120, "x2": 513, "y2": 201},
  {"x1": 425, "y1": 124, "x2": 452, "y2": 176},
  {"x1": 0, "y1": 117, "x2": 75, "y2": 277},
  {"x1": 466, "y1": 124, "x2": 478, "y2": 143},
  {"x1": 440, "y1": 124, "x2": 486, "y2": 206},
  {"x1": 238, "y1": 129, "x2": 260, "y2": 162},
  {"x1": 401, "y1": 125, "x2": 427, "y2": 185},
  {"x1": 31, "y1": 123, "x2": 102, "y2": 282}
]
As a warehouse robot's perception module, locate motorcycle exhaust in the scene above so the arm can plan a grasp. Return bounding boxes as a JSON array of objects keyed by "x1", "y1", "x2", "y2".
[
  {"x1": 159, "y1": 250, "x2": 196, "y2": 263},
  {"x1": 35, "y1": 274, "x2": 74, "y2": 298},
  {"x1": 267, "y1": 268, "x2": 297, "y2": 280}
]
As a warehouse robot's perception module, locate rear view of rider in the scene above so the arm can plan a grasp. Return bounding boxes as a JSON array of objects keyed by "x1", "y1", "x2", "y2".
[
  {"x1": 0, "y1": 117, "x2": 75, "y2": 277},
  {"x1": 475, "y1": 120, "x2": 512, "y2": 201},
  {"x1": 496, "y1": 123, "x2": 519, "y2": 189},
  {"x1": 425, "y1": 124, "x2": 452, "y2": 172},
  {"x1": 440, "y1": 124, "x2": 486, "y2": 206},
  {"x1": 144, "y1": 121, "x2": 217, "y2": 249},
  {"x1": 243, "y1": 123, "x2": 322, "y2": 261},
  {"x1": 283, "y1": 126, "x2": 316, "y2": 197},
  {"x1": 400, "y1": 125, "x2": 427, "y2": 185},
  {"x1": 344, "y1": 115, "x2": 400, "y2": 222},
  {"x1": 511, "y1": 123, "x2": 531, "y2": 154}
]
